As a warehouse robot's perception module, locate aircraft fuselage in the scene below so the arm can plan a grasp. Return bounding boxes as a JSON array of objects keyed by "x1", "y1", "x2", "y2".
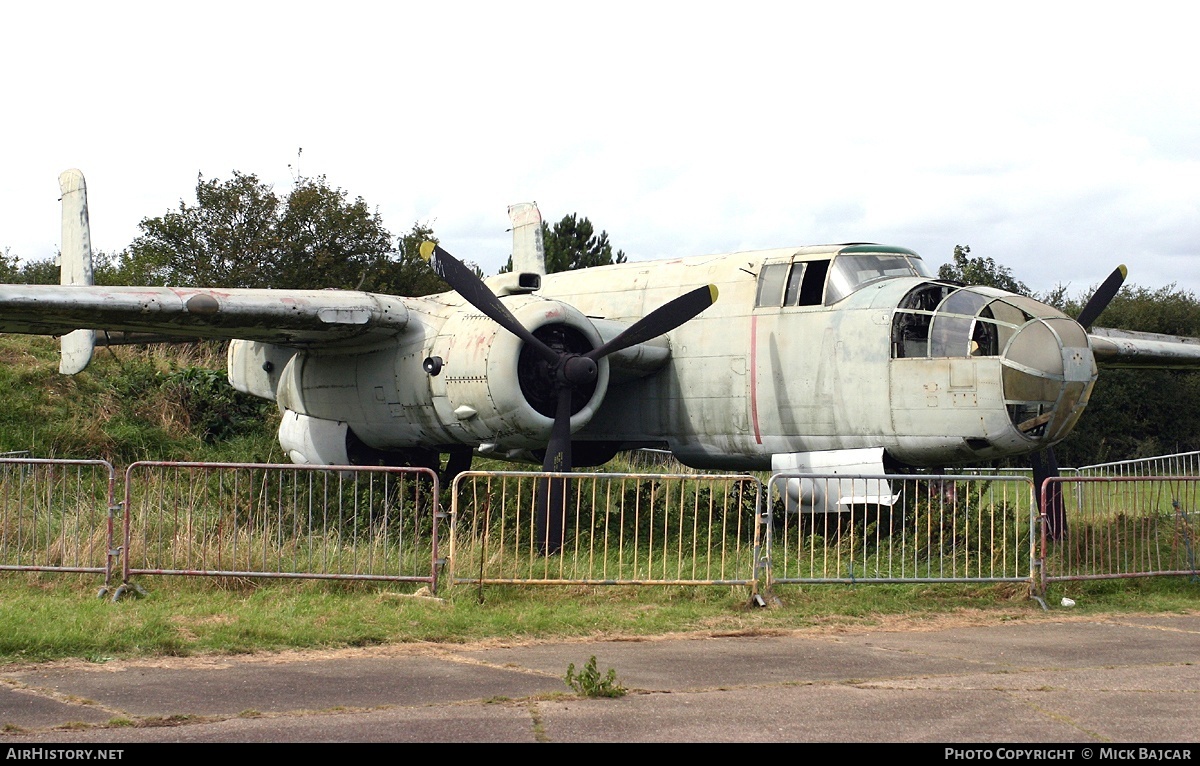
[{"x1": 248, "y1": 244, "x2": 1096, "y2": 472}]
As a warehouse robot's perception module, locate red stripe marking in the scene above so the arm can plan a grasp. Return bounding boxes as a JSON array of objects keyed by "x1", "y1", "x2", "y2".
[{"x1": 750, "y1": 314, "x2": 762, "y2": 444}]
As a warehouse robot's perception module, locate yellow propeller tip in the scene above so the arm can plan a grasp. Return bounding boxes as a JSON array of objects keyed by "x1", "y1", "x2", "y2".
[
  {"x1": 419, "y1": 241, "x2": 436, "y2": 261},
  {"x1": 709, "y1": 284, "x2": 719, "y2": 302}
]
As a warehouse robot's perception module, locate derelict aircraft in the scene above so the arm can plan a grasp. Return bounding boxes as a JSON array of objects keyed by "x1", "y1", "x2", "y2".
[{"x1": 3, "y1": 169, "x2": 1200, "y2": 548}]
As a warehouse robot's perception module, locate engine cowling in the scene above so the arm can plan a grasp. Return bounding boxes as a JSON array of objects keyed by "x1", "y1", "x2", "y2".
[
  {"x1": 428, "y1": 296, "x2": 611, "y2": 449},
  {"x1": 278, "y1": 409, "x2": 350, "y2": 465}
]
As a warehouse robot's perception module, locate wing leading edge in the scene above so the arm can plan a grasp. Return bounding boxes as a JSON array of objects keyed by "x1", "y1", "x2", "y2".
[
  {"x1": 1089, "y1": 326, "x2": 1200, "y2": 369},
  {"x1": 0, "y1": 285, "x2": 411, "y2": 348}
]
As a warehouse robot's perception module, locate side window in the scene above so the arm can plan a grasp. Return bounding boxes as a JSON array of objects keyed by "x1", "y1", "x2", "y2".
[
  {"x1": 756, "y1": 260, "x2": 831, "y2": 308},
  {"x1": 783, "y1": 263, "x2": 806, "y2": 305},
  {"x1": 801, "y1": 260, "x2": 829, "y2": 305},
  {"x1": 755, "y1": 263, "x2": 789, "y2": 307}
]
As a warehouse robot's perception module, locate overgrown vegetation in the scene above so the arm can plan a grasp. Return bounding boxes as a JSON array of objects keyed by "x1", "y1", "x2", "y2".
[
  {"x1": 564, "y1": 656, "x2": 627, "y2": 698},
  {"x1": 0, "y1": 335, "x2": 281, "y2": 465}
]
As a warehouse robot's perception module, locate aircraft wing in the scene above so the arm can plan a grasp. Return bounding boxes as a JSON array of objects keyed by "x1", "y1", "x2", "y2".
[
  {"x1": 0, "y1": 285, "x2": 411, "y2": 347},
  {"x1": 1089, "y1": 326, "x2": 1200, "y2": 369}
]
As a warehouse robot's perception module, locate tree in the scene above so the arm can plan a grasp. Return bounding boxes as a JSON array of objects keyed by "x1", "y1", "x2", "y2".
[
  {"x1": 122, "y1": 171, "x2": 283, "y2": 288},
  {"x1": 370, "y1": 221, "x2": 453, "y2": 297},
  {"x1": 0, "y1": 247, "x2": 19, "y2": 283},
  {"x1": 118, "y1": 172, "x2": 405, "y2": 292},
  {"x1": 273, "y1": 175, "x2": 395, "y2": 290},
  {"x1": 938, "y1": 245, "x2": 1030, "y2": 295},
  {"x1": 542, "y1": 214, "x2": 627, "y2": 274},
  {"x1": 1, "y1": 249, "x2": 125, "y2": 286}
]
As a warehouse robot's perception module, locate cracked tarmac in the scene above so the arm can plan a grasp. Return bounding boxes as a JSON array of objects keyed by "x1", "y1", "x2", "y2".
[{"x1": 1, "y1": 613, "x2": 1197, "y2": 743}]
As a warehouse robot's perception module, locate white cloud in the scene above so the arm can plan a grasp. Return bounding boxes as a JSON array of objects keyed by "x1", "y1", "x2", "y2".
[{"x1": 2, "y1": 1, "x2": 1198, "y2": 300}]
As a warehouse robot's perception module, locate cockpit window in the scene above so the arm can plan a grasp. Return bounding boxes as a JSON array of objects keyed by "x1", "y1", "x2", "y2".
[
  {"x1": 825, "y1": 253, "x2": 934, "y2": 304},
  {"x1": 756, "y1": 260, "x2": 830, "y2": 307},
  {"x1": 892, "y1": 284, "x2": 1050, "y2": 360},
  {"x1": 757, "y1": 248, "x2": 931, "y2": 309},
  {"x1": 755, "y1": 263, "x2": 789, "y2": 307}
]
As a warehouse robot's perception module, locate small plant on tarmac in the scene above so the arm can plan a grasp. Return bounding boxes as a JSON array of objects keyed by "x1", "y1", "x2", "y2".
[{"x1": 564, "y1": 656, "x2": 627, "y2": 698}]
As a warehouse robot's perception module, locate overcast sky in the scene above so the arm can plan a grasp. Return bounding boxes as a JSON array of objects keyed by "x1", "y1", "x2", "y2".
[{"x1": 3, "y1": 2, "x2": 1198, "y2": 298}]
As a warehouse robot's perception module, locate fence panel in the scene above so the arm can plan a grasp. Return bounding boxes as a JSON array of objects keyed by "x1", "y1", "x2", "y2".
[
  {"x1": 0, "y1": 459, "x2": 118, "y2": 589},
  {"x1": 1073, "y1": 451, "x2": 1200, "y2": 479},
  {"x1": 121, "y1": 462, "x2": 443, "y2": 591},
  {"x1": 449, "y1": 471, "x2": 761, "y2": 588},
  {"x1": 1040, "y1": 476, "x2": 1200, "y2": 585},
  {"x1": 765, "y1": 473, "x2": 1037, "y2": 587}
]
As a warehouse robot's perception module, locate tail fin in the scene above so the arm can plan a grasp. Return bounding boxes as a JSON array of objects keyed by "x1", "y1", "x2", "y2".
[
  {"x1": 508, "y1": 202, "x2": 545, "y2": 276},
  {"x1": 58, "y1": 169, "x2": 95, "y2": 374}
]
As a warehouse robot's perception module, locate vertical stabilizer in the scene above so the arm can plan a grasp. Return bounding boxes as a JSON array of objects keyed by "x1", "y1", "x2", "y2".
[
  {"x1": 58, "y1": 169, "x2": 96, "y2": 374},
  {"x1": 508, "y1": 202, "x2": 545, "y2": 276}
]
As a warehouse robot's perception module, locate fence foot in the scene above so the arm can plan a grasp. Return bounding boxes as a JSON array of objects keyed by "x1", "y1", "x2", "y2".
[
  {"x1": 96, "y1": 586, "x2": 110, "y2": 600},
  {"x1": 749, "y1": 592, "x2": 781, "y2": 608},
  {"x1": 111, "y1": 582, "x2": 149, "y2": 603},
  {"x1": 1031, "y1": 595, "x2": 1049, "y2": 611}
]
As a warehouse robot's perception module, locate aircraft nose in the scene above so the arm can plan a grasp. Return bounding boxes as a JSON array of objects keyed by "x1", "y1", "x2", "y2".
[{"x1": 1001, "y1": 317, "x2": 1097, "y2": 443}]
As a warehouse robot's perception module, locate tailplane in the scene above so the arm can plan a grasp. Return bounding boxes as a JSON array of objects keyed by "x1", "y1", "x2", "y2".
[{"x1": 58, "y1": 169, "x2": 95, "y2": 374}]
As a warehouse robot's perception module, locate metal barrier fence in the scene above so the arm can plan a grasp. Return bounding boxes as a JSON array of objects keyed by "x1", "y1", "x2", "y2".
[
  {"x1": 764, "y1": 473, "x2": 1038, "y2": 588},
  {"x1": 1040, "y1": 476, "x2": 1200, "y2": 588},
  {"x1": 120, "y1": 462, "x2": 443, "y2": 594},
  {"x1": 0, "y1": 458, "x2": 118, "y2": 592},
  {"x1": 1073, "y1": 451, "x2": 1200, "y2": 479},
  {"x1": 448, "y1": 471, "x2": 761, "y2": 588},
  {"x1": 7, "y1": 457, "x2": 1199, "y2": 599}
]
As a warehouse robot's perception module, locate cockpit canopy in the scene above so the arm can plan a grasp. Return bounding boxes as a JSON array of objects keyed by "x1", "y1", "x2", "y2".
[
  {"x1": 891, "y1": 283, "x2": 1086, "y2": 360},
  {"x1": 755, "y1": 245, "x2": 935, "y2": 308}
]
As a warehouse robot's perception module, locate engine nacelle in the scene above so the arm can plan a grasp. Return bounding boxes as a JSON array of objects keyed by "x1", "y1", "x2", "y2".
[
  {"x1": 278, "y1": 409, "x2": 350, "y2": 465},
  {"x1": 427, "y1": 296, "x2": 611, "y2": 449},
  {"x1": 228, "y1": 339, "x2": 298, "y2": 401}
]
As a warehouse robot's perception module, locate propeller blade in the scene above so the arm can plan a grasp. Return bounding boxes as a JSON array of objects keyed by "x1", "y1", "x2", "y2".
[
  {"x1": 1075, "y1": 265, "x2": 1127, "y2": 330},
  {"x1": 1031, "y1": 448, "x2": 1066, "y2": 541},
  {"x1": 586, "y1": 284, "x2": 718, "y2": 361},
  {"x1": 536, "y1": 388, "x2": 575, "y2": 555},
  {"x1": 421, "y1": 242, "x2": 558, "y2": 363},
  {"x1": 542, "y1": 387, "x2": 575, "y2": 474}
]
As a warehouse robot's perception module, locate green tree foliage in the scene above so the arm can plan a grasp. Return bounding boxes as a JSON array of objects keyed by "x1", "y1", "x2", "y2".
[
  {"x1": 0, "y1": 247, "x2": 18, "y2": 282},
  {"x1": 938, "y1": 244, "x2": 1030, "y2": 295},
  {"x1": 274, "y1": 175, "x2": 395, "y2": 290},
  {"x1": 2, "y1": 249, "x2": 128, "y2": 286},
  {"x1": 542, "y1": 214, "x2": 627, "y2": 274},
  {"x1": 373, "y1": 221, "x2": 452, "y2": 296},
  {"x1": 123, "y1": 171, "x2": 283, "y2": 288},
  {"x1": 115, "y1": 171, "x2": 450, "y2": 296}
]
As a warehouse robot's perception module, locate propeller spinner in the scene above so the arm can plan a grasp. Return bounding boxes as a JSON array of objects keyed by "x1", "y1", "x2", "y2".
[{"x1": 421, "y1": 242, "x2": 718, "y2": 554}]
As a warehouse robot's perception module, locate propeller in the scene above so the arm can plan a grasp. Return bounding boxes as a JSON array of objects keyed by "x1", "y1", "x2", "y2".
[
  {"x1": 421, "y1": 242, "x2": 718, "y2": 554},
  {"x1": 1076, "y1": 264, "x2": 1127, "y2": 331},
  {"x1": 1033, "y1": 264, "x2": 1127, "y2": 540}
]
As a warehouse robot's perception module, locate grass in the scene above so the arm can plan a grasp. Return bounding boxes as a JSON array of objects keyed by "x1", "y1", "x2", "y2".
[
  {"x1": 0, "y1": 572, "x2": 1195, "y2": 666},
  {"x1": 0, "y1": 336, "x2": 282, "y2": 465}
]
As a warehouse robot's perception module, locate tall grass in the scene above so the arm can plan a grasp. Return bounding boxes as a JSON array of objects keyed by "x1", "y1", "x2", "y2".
[{"x1": 0, "y1": 336, "x2": 282, "y2": 466}]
